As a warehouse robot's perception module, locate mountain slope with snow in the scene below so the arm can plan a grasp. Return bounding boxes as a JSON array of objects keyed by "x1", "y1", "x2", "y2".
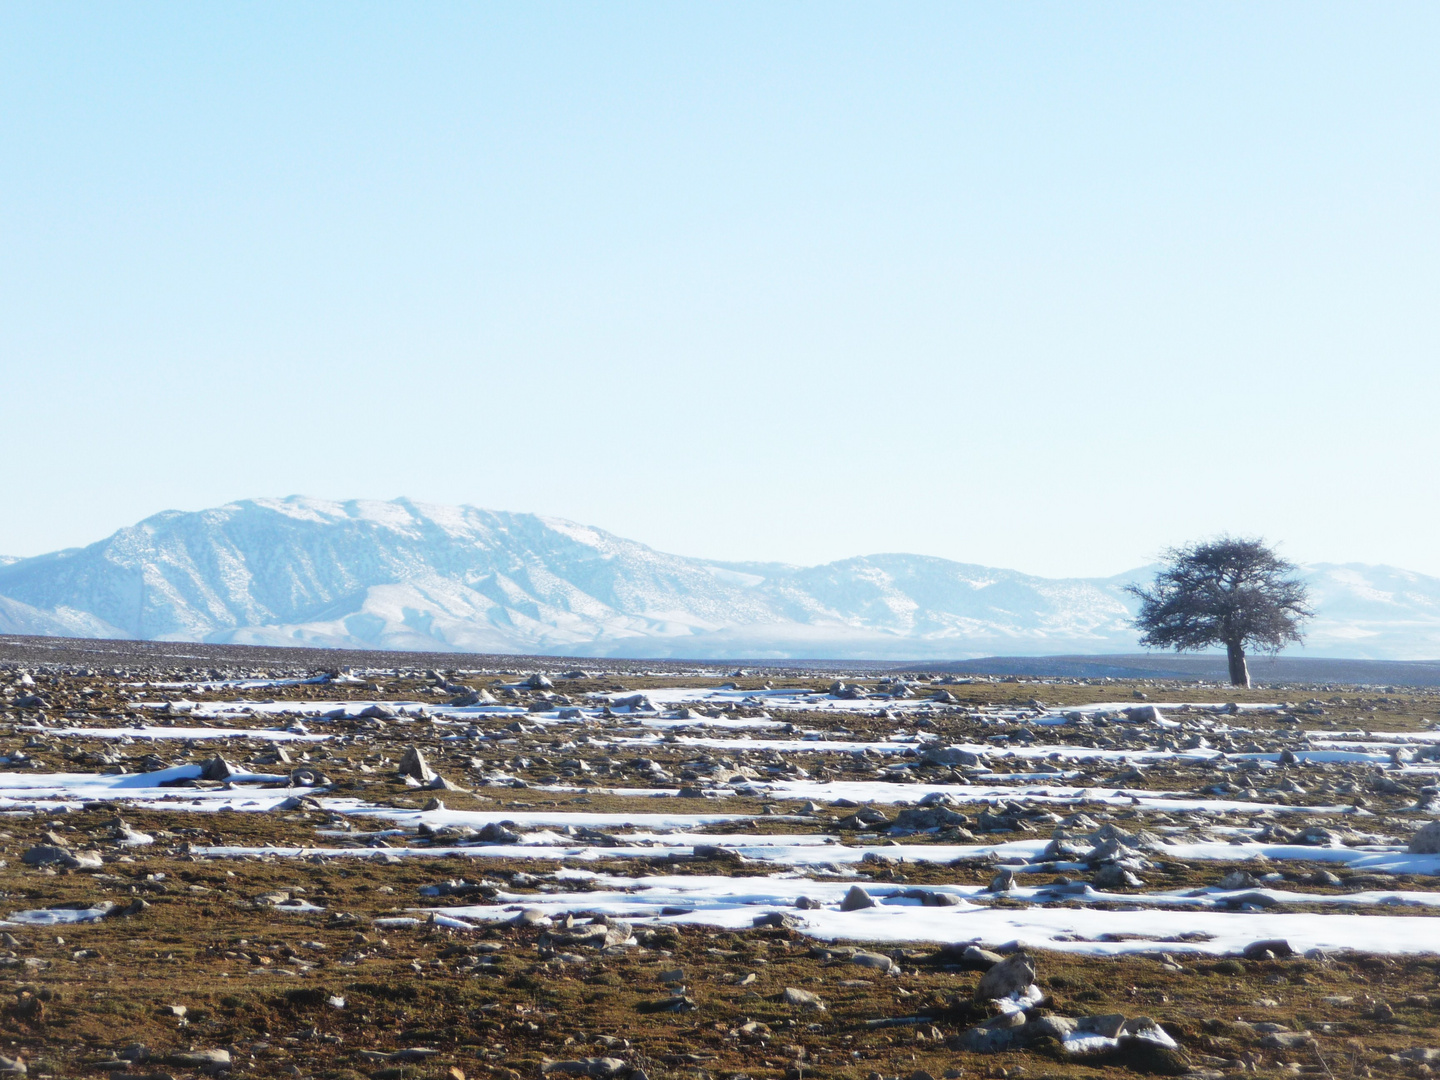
[{"x1": 0, "y1": 497, "x2": 1437, "y2": 659}]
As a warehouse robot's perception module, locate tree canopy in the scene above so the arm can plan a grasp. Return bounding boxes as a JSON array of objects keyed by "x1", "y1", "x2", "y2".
[{"x1": 1126, "y1": 537, "x2": 1312, "y2": 687}]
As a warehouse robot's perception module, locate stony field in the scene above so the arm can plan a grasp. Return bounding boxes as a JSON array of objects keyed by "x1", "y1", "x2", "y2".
[{"x1": 0, "y1": 647, "x2": 1438, "y2": 1080}]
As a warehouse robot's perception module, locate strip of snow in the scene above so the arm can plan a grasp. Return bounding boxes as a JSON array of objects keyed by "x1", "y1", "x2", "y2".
[
  {"x1": 416, "y1": 874, "x2": 1440, "y2": 955},
  {"x1": 2, "y1": 905, "x2": 116, "y2": 926},
  {"x1": 23, "y1": 725, "x2": 329, "y2": 742}
]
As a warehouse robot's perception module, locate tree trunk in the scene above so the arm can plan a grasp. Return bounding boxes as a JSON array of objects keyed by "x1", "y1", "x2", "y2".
[{"x1": 1226, "y1": 640, "x2": 1250, "y2": 688}]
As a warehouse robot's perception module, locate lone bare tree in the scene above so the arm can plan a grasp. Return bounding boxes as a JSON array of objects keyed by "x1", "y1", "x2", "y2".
[{"x1": 1126, "y1": 537, "x2": 1312, "y2": 688}]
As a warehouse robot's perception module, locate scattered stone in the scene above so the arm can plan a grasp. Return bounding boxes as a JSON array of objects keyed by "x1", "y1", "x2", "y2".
[
  {"x1": 1242, "y1": 939, "x2": 1293, "y2": 960},
  {"x1": 840, "y1": 885, "x2": 876, "y2": 910},
  {"x1": 20, "y1": 845, "x2": 71, "y2": 867},
  {"x1": 780, "y1": 987, "x2": 825, "y2": 1009},
  {"x1": 397, "y1": 747, "x2": 436, "y2": 783},
  {"x1": 161, "y1": 1049, "x2": 230, "y2": 1073},
  {"x1": 540, "y1": 1060, "x2": 626, "y2": 1078},
  {"x1": 198, "y1": 755, "x2": 239, "y2": 781},
  {"x1": 19, "y1": 844, "x2": 101, "y2": 870},
  {"x1": 851, "y1": 951, "x2": 894, "y2": 972},
  {"x1": 951, "y1": 944, "x2": 1004, "y2": 970},
  {"x1": 478, "y1": 822, "x2": 522, "y2": 844},
  {"x1": 986, "y1": 869, "x2": 1015, "y2": 892},
  {"x1": 1093, "y1": 863, "x2": 1144, "y2": 889},
  {"x1": 1262, "y1": 1031, "x2": 1316, "y2": 1049},
  {"x1": 974, "y1": 952, "x2": 1037, "y2": 1001},
  {"x1": 753, "y1": 912, "x2": 801, "y2": 929},
  {"x1": 1409, "y1": 820, "x2": 1440, "y2": 854}
]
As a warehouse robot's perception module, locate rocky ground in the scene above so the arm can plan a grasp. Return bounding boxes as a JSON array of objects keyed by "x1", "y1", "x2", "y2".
[{"x1": 0, "y1": 644, "x2": 1437, "y2": 1080}]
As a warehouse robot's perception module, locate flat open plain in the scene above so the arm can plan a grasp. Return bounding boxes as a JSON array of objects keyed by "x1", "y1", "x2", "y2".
[{"x1": 0, "y1": 640, "x2": 1437, "y2": 1080}]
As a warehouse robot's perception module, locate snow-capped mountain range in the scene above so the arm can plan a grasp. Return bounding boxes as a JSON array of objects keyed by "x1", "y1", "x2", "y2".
[{"x1": 1, "y1": 496, "x2": 1438, "y2": 660}]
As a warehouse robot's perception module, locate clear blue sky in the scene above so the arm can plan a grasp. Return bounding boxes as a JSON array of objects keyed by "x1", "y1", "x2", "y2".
[{"x1": 4, "y1": 3, "x2": 1439, "y2": 577}]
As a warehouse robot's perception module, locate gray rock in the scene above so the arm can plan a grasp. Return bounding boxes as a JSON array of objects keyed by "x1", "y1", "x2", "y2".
[
  {"x1": 1242, "y1": 938, "x2": 1293, "y2": 960},
  {"x1": 198, "y1": 755, "x2": 240, "y2": 781},
  {"x1": 953, "y1": 1012, "x2": 1026, "y2": 1053},
  {"x1": 1226, "y1": 890, "x2": 1280, "y2": 909},
  {"x1": 955, "y1": 944, "x2": 1004, "y2": 970},
  {"x1": 1395, "y1": 1050, "x2": 1440, "y2": 1065},
  {"x1": 384, "y1": 1049, "x2": 440, "y2": 1063},
  {"x1": 692, "y1": 844, "x2": 739, "y2": 860},
  {"x1": 539, "y1": 1059, "x2": 625, "y2": 1078},
  {"x1": 987, "y1": 868, "x2": 1015, "y2": 892},
  {"x1": 890, "y1": 805, "x2": 974, "y2": 832},
  {"x1": 162, "y1": 1049, "x2": 231, "y2": 1073},
  {"x1": 1022, "y1": 1014, "x2": 1077, "y2": 1041},
  {"x1": 753, "y1": 912, "x2": 801, "y2": 929},
  {"x1": 0, "y1": 1056, "x2": 22, "y2": 1076},
  {"x1": 612, "y1": 693, "x2": 656, "y2": 713},
  {"x1": 974, "y1": 951, "x2": 1036, "y2": 1001},
  {"x1": 1041, "y1": 837, "x2": 1088, "y2": 861},
  {"x1": 1409, "y1": 820, "x2": 1440, "y2": 854},
  {"x1": 1262, "y1": 1032, "x2": 1316, "y2": 1049},
  {"x1": 397, "y1": 747, "x2": 436, "y2": 783},
  {"x1": 840, "y1": 885, "x2": 876, "y2": 911},
  {"x1": 20, "y1": 844, "x2": 101, "y2": 870},
  {"x1": 478, "y1": 822, "x2": 521, "y2": 843},
  {"x1": 921, "y1": 745, "x2": 988, "y2": 767},
  {"x1": 780, "y1": 987, "x2": 825, "y2": 1009},
  {"x1": 851, "y1": 951, "x2": 894, "y2": 972},
  {"x1": 1093, "y1": 864, "x2": 1144, "y2": 890},
  {"x1": 1217, "y1": 870, "x2": 1259, "y2": 890},
  {"x1": 899, "y1": 888, "x2": 961, "y2": 906},
  {"x1": 1077, "y1": 1013, "x2": 1126, "y2": 1038},
  {"x1": 275, "y1": 795, "x2": 321, "y2": 811},
  {"x1": 20, "y1": 844, "x2": 72, "y2": 866}
]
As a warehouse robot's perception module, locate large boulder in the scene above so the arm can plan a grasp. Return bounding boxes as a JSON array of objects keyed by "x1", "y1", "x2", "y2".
[
  {"x1": 20, "y1": 845, "x2": 102, "y2": 870},
  {"x1": 198, "y1": 755, "x2": 239, "y2": 781},
  {"x1": 397, "y1": 747, "x2": 436, "y2": 783},
  {"x1": 21, "y1": 844, "x2": 72, "y2": 866},
  {"x1": 975, "y1": 951, "x2": 1037, "y2": 1001},
  {"x1": 1409, "y1": 820, "x2": 1440, "y2": 854},
  {"x1": 890, "y1": 805, "x2": 971, "y2": 831},
  {"x1": 851, "y1": 951, "x2": 894, "y2": 972},
  {"x1": 449, "y1": 689, "x2": 498, "y2": 707},
  {"x1": 840, "y1": 885, "x2": 876, "y2": 911},
  {"x1": 612, "y1": 693, "x2": 656, "y2": 713},
  {"x1": 920, "y1": 745, "x2": 988, "y2": 768}
]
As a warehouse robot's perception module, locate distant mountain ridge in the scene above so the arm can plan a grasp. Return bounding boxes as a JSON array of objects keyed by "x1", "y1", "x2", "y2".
[{"x1": 0, "y1": 496, "x2": 1437, "y2": 660}]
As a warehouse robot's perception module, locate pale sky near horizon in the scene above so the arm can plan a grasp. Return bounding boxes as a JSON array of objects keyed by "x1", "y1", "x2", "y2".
[{"x1": 3, "y1": 4, "x2": 1440, "y2": 577}]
